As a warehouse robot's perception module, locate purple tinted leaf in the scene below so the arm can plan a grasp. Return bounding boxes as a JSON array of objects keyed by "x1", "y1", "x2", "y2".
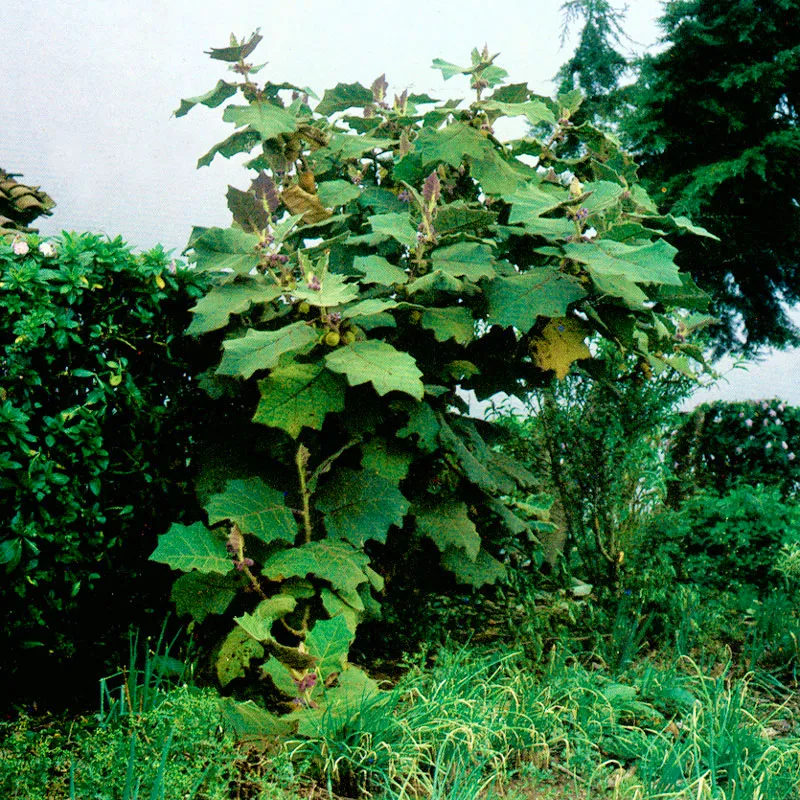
[
  {"x1": 226, "y1": 186, "x2": 271, "y2": 233},
  {"x1": 251, "y1": 171, "x2": 281, "y2": 213},
  {"x1": 371, "y1": 73, "x2": 389, "y2": 103}
]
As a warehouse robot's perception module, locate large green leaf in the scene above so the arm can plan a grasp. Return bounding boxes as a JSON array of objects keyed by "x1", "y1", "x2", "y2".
[
  {"x1": 485, "y1": 268, "x2": 587, "y2": 332},
  {"x1": 413, "y1": 123, "x2": 495, "y2": 167},
  {"x1": 219, "y1": 698, "x2": 296, "y2": 740},
  {"x1": 360, "y1": 439, "x2": 414, "y2": 484},
  {"x1": 216, "y1": 627, "x2": 264, "y2": 687},
  {"x1": 315, "y1": 467, "x2": 409, "y2": 547},
  {"x1": 171, "y1": 571, "x2": 239, "y2": 623},
  {"x1": 414, "y1": 499, "x2": 480, "y2": 560},
  {"x1": 234, "y1": 595, "x2": 298, "y2": 642},
  {"x1": 397, "y1": 400, "x2": 440, "y2": 452},
  {"x1": 353, "y1": 255, "x2": 408, "y2": 286},
  {"x1": 150, "y1": 522, "x2": 230, "y2": 574},
  {"x1": 482, "y1": 98, "x2": 556, "y2": 126},
  {"x1": 430, "y1": 242, "x2": 496, "y2": 280},
  {"x1": 175, "y1": 80, "x2": 238, "y2": 117},
  {"x1": 320, "y1": 588, "x2": 361, "y2": 634},
  {"x1": 254, "y1": 362, "x2": 346, "y2": 437},
  {"x1": 217, "y1": 322, "x2": 318, "y2": 379},
  {"x1": 305, "y1": 616, "x2": 355, "y2": 678},
  {"x1": 434, "y1": 202, "x2": 497, "y2": 237},
  {"x1": 468, "y1": 151, "x2": 525, "y2": 195},
  {"x1": 187, "y1": 281, "x2": 282, "y2": 336},
  {"x1": 262, "y1": 541, "x2": 371, "y2": 608},
  {"x1": 325, "y1": 340, "x2": 424, "y2": 399},
  {"x1": 317, "y1": 179, "x2": 362, "y2": 208},
  {"x1": 206, "y1": 477, "x2": 297, "y2": 545},
  {"x1": 421, "y1": 306, "x2": 475, "y2": 344},
  {"x1": 222, "y1": 104, "x2": 298, "y2": 140},
  {"x1": 563, "y1": 239, "x2": 683, "y2": 286},
  {"x1": 582, "y1": 181, "x2": 625, "y2": 215},
  {"x1": 315, "y1": 82, "x2": 374, "y2": 115},
  {"x1": 503, "y1": 183, "x2": 565, "y2": 223},
  {"x1": 292, "y1": 273, "x2": 359, "y2": 307},
  {"x1": 368, "y1": 212, "x2": 417, "y2": 250},
  {"x1": 341, "y1": 298, "x2": 399, "y2": 319},
  {"x1": 405, "y1": 270, "x2": 464, "y2": 295},
  {"x1": 189, "y1": 226, "x2": 261, "y2": 274}
]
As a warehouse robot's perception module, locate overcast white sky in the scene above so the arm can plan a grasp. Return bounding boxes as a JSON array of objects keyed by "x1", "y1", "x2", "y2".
[{"x1": 4, "y1": 0, "x2": 800, "y2": 405}]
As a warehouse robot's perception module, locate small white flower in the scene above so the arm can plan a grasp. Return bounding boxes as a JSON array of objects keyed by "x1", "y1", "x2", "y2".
[
  {"x1": 782, "y1": 441, "x2": 789, "y2": 450},
  {"x1": 38, "y1": 241, "x2": 56, "y2": 257},
  {"x1": 167, "y1": 260, "x2": 177, "y2": 275},
  {"x1": 745, "y1": 419, "x2": 753, "y2": 428},
  {"x1": 582, "y1": 227, "x2": 598, "y2": 240},
  {"x1": 735, "y1": 446, "x2": 743, "y2": 455},
  {"x1": 789, "y1": 452, "x2": 796, "y2": 461},
  {"x1": 766, "y1": 441, "x2": 773, "y2": 450},
  {"x1": 12, "y1": 237, "x2": 29, "y2": 256},
  {"x1": 769, "y1": 408, "x2": 777, "y2": 418}
]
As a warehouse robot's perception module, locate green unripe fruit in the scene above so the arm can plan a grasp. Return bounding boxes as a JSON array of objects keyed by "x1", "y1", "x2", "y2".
[
  {"x1": 342, "y1": 330, "x2": 356, "y2": 345},
  {"x1": 410, "y1": 310, "x2": 422, "y2": 324},
  {"x1": 324, "y1": 331, "x2": 341, "y2": 347},
  {"x1": 297, "y1": 301, "x2": 311, "y2": 314}
]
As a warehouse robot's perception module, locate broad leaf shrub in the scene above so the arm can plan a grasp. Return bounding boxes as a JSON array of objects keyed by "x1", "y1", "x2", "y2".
[
  {"x1": 0, "y1": 232, "x2": 211, "y2": 702},
  {"x1": 668, "y1": 398, "x2": 800, "y2": 502},
  {"x1": 150, "y1": 34, "x2": 710, "y2": 725}
]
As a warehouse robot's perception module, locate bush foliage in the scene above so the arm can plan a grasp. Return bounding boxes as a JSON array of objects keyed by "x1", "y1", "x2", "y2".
[{"x1": 0, "y1": 232, "x2": 210, "y2": 697}]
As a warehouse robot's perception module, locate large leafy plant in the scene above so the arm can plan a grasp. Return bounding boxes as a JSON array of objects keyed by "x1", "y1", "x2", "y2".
[{"x1": 151, "y1": 33, "x2": 710, "y2": 721}]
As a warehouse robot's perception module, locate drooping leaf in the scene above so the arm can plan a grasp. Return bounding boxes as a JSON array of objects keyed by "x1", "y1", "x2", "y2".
[
  {"x1": 150, "y1": 522, "x2": 230, "y2": 574},
  {"x1": 306, "y1": 615, "x2": 355, "y2": 679},
  {"x1": 282, "y1": 184, "x2": 333, "y2": 225},
  {"x1": 261, "y1": 656, "x2": 298, "y2": 696},
  {"x1": 405, "y1": 270, "x2": 464, "y2": 295},
  {"x1": 360, "y1": 438, "x2": 414, "y2": 483},
  {"x1": 320, "y1": 588, "x2": 360, "y2": 634},
  {"x1": 206, "y1": 477, "x2": 297, "y2": 545},
  {"x1": 216, "y1": 627, "x2": 264, "y2": 687},
  {"x1": 430, "y1": 242, "x2": 496, "y2": 280},
  {"x1": 368, "y1": 212, "x2": 417, "y2": 250},
  {"x1": 187, "y1": 281, "x2": 282, "y2": 336},
  {"x1": 485, "y1": 268, "x2": 587, "y2": 332},
  {"x1": 529, "y1": 317, "x2": 591, "y2": 379},
  {"x1": 421, "y1": 306, "x2": 475, "y2": 344},
  {"x1": 217, "y1": 323, "x2": 318, "y2": 379},
  {"x1": 226, "y1": 185, "x2": 271, "y2": 232},
  {"x1": 234, "y1": 595, "x2": 298, "y2": 642},
  {"x1": 222, "y1": 104, "x2": 298, "y2": 141},
  {"x1": 262, "y1": 541, "x2": 371, "y2": 608},
  {"x1": 340, "y1": 298, "x2": 399, "y2": 319},
  {"x1": 219, "y1": 698, "x2": 296, "y2": 740},
  {"x1": 175, "y1": 80, "x2": 238, "y2": 117},
  {"x1": 188, "y1": 226, "x2": 261, "y2": 274},
  {"x1": 414, "y1": 499, "x2": 480, "y2": 560},
  {"x1": 397, "y1": 400, "x2": 440, "y2": 452},
  {"x1": 171, "y1": 571, "x2": 239, "y2": 623},
  {"x1": 441, "y1": 548, "x2": 507, "y2": 587},
  {"x1": 325, "y1": 340, "x2": 424, "y2": 399},
  {"x1": 315, "y1": 468, "x2": 409, "y2": 547},
  {"x1": 437, "y1": 416, "x2": 498, "y2": 492},
  {"x1": 197, "y1": 129, "x2": 262, "y2": 168},
  {"x1": 254, "y1": 361, "x2": 346, "y2": 437}
]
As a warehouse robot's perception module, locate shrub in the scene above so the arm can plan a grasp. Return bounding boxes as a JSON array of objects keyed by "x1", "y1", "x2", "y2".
[
  {"x1": 629, "y1": 484, "x2": 800, "y2": 596},
  {"x1": 668, "y1": 398, "x2": 800, "y2": 502},
  {"x1": 0, "y1": 232, "x2": 212, "y2": 702}
]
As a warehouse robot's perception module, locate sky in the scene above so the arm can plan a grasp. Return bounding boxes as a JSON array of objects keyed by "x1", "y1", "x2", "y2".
[{"x1": 4, "y1": 0, "x2": 800, "y2": 406}]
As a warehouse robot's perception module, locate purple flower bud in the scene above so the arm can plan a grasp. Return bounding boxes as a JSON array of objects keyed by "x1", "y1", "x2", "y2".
[
  {"x1": 397, "y1": 189, "x2": 411, "y2": 203},
  {"x1": 308, "y1": 276, "x2": 321, "y2": 291}
]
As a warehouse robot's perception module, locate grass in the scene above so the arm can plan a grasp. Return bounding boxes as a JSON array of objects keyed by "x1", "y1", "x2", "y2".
[{"x1": 3, "y1": 639, "x2": 800, "y2": 799}]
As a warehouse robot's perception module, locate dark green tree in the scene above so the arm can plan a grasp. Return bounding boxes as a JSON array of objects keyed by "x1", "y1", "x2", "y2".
[
  {"x1": 626, "y1": 0, "x2": 800, "y2": 353},
  {"x1": 556, "y1": 0, "x2": 631, "y2": 128}
]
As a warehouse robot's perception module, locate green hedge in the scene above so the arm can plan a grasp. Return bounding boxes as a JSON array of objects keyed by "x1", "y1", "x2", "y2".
[{"x1": 0, "y1": 232, "x2": 212, "y2": 701}]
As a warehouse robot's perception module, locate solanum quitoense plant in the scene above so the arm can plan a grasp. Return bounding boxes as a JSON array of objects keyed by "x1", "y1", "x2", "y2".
[{"x1": 151, "y1": 32, "x2": 713, "y2": 727}]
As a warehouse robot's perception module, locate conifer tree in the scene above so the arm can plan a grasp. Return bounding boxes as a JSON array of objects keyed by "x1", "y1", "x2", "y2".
[{"x1": 626, "y1": 0, "x2": 800, "y2": 353}]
